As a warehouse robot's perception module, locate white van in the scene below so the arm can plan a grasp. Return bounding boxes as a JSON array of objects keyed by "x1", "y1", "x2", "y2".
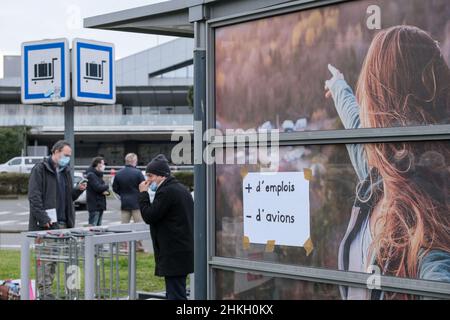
[
  {"x1": 0, "y1": 156, "x2": 44, "y2": 174},
  {"x1": 73, "y1": 171, "x2": 87, "y2": 210}
]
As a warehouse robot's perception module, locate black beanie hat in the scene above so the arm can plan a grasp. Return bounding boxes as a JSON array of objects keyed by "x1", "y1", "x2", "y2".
[{"x1": 145, "y1": 154, "x2": 171, "y2": 177}]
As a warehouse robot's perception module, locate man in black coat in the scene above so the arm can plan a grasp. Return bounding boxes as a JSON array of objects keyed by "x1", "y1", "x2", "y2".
[
  {"x1": 28, "y1": 140, "x2": 86, "y2": 231},
  {"x1": 28, "y1": 140, "x2": 86, "y2": 299},
  {"x1": 86, "y1": 156, "x2": 109, "y2": 226},
  {"x1": 138, "y1": 154, "x2": 194, "y2": 300}
]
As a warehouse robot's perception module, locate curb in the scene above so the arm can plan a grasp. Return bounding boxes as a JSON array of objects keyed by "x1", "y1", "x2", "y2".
[
  {"x1": 0, "y1": 195, "x2": 19, "y2": 200},
  {"x1": 0, "y1": 229, "x2": 26, "y2": 234}
]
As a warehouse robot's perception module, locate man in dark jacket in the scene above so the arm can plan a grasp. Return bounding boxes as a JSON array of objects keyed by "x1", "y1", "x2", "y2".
[
  {"x1": 138, "y1": 154, "x2": 194, "y2": 300},
  {"x1": 28, "y1": 140, "x2": 85, "y2": 231},
  {"x1": 28, "y1": 140, "x2": 86, "y2": 298},
  {"x1": 86, "y1": 156, "x2": 109, "y2": 226},
  {"x1": 113, "y1": 153, "x2": 145, "y2": 251}
]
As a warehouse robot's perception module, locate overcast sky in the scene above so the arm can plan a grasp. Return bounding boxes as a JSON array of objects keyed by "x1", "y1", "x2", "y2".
[{"x1": 0, "y1": 0, "x2": 174, "y2": 78}]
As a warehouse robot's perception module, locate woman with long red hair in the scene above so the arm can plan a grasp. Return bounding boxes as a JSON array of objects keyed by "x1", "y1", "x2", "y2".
[{"x1": 325, "y1": 25, "x2": 450, "y2": 299}]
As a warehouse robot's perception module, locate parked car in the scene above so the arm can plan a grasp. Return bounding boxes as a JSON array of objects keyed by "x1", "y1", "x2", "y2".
[
  {"x1": 0, "y1": 156, "x2": 44, "y2": 174},
  {"x1": 73, "y1": 171, "x2": 87, "y2": 211}
]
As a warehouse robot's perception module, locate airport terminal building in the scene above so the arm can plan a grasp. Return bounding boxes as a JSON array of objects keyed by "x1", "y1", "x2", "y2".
[{"x1": 0, "y1": 38, "x2": 194, "y2": 166}]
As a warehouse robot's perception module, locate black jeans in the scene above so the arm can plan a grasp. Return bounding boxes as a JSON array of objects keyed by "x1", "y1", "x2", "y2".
[{"x1": 165, "y1": 276, "x2": 187, "y2": 300}]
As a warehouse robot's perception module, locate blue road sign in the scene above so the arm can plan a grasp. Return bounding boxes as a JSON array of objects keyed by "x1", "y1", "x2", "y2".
[
  {"x1": 72, "y1": 38, "x2": 115, "y2": 104},
  {"x1": 21, "y1": 38, "x2": 70, "y2": 104}
]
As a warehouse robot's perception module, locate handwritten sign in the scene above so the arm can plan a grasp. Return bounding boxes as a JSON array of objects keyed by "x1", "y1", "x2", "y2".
[{"x1": 243, "y1": 172, "x2": 310, "y2": 247}]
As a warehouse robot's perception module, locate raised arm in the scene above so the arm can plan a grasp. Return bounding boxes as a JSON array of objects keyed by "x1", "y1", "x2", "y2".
[
  {"x1": 139, "y1": 189, "x2": 171, "y2": 225},
  {"x1": 325, "y1": 64, "x2": 369, "y2": 181}
]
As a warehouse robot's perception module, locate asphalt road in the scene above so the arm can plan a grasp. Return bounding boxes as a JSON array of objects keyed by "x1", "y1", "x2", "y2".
[{"x1": 0, "y1": 196, "x2": 153, "y2": 252}]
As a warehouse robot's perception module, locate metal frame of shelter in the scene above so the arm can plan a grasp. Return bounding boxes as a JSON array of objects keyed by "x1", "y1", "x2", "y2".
[{"x1": 85, "y1": 0, "x2": 450, "y2": 299}]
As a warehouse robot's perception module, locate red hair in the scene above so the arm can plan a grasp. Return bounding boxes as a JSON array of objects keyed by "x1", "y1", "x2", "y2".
[{"x1": 356, "y1": 26, "x2": 450, "y2": 298}]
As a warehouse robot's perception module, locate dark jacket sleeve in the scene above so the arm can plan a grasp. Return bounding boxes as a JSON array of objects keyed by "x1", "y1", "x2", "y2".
[
  {"x1": 28, "y1": 164, "x2": 51, "y2": 226},
  {"x1": 138, "y1": 189, "x2": 171, "y2": 225},
  {"x1": 72, "y1": 186, "x2": 83, "y2": 201},
  {"x1": 112, "y1": 175, "x2": 120, "y2": 195},
  {"x1": 87, "y1": 172, "x2": 109, "y2": 194}
]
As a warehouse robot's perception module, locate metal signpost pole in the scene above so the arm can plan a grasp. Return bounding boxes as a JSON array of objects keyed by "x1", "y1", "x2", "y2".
[{"x1": 64, "y1": 97, "x2": 75, "y2": 175}]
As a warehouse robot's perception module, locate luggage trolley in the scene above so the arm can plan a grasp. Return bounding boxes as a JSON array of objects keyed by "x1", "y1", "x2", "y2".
[
  {"x1": 71, "y1": 228, "x2": 132, "y2": 300},
  {"x1": 21, "y1": 224, "x2": 150, "y2": 300},
  {"x1": 30, "y1": 230, "x2": 84, "y2": 300}
]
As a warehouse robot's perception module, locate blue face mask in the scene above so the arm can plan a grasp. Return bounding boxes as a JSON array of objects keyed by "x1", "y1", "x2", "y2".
[
  {"x1": 150, "y1": 182, "x2": 158, "y2": 192},
  {"x1": 58, "y1": 155, "x2": 70, "y2": 168}
]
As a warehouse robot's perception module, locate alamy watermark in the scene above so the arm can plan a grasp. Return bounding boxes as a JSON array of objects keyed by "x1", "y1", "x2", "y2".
[
  {"x1": 66, "y1": 265, "x2": 81, "y2": 290},
  {"x1": 66, "y1": 4, "x2": 82, "y2": 31},
  {"x1": 366, "y1": 265, "x2": 382, "y2": 290},
  {"x1": 171, "y1": 120, "x2": 281, "y2": 171},
  {"x1": 366, "y1": 5, "x2": 381, "y2": 30}
]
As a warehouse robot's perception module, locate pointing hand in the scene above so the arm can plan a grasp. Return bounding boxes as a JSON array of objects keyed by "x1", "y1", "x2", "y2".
[{"x1": 324, "y1": 64, "x2": 344, "y2": 99}]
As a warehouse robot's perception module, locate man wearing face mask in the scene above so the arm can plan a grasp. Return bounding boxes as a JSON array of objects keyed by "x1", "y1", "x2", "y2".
[
  {"x1": 28, "y1": 140, "x2": 86, "y2": 299},
  {"x1": 138, "y1": 154, "x2": 194, "y2": 300},
  {"x1": 85, "y1": 156, "x2": 110, "y2": 226}
]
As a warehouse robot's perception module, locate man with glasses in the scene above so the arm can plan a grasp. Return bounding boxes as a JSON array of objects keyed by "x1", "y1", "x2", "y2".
[{"x1": 28, "y1": 140, "x2": 86, "y2": 299}]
